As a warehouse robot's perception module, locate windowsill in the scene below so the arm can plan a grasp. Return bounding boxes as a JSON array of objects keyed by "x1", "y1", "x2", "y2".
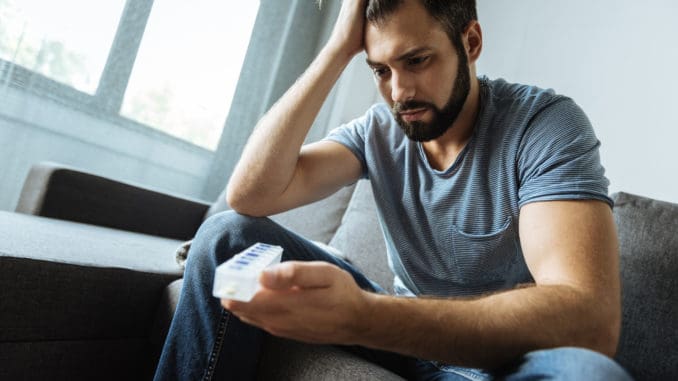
[{"x1": 0, "y1": 83, "x2": 213, "y2": 177}]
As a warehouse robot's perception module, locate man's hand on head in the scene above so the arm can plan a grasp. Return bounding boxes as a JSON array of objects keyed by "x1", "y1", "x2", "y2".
[
  {"x1": 327, "y1": 0, "x2": 368, "y2": 59},
  {"x1": 221, "y1": 261, "x2": 373, "y2": 345}
]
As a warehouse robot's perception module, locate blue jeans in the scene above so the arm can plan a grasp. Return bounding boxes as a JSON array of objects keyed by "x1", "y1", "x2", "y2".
[{"x1": 154, "y1": 211, "x2": 633, "y2": 381}]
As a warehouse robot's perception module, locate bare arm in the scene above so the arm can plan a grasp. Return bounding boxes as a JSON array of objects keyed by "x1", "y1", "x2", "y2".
[
  {"x1": 225, "y1": 199, "x2": 621, "y2": 369},
  {"x1": 355, "y1": 200, "x2": 621, "y2": 368},
  {"x1": 227, "y1": 0, "x2": 367, "y2": 216}
]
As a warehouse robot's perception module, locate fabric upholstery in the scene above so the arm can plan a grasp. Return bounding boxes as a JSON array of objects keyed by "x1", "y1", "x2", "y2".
[
  {"x1": 257, "y1": 337, "x2": 405, "y2": 381},
  {"x1": 0, "y1": 211, "x2": 183, "y2": 274},
  {"x1": 0, "y1": 211, "x2": 183, "y2": 380},
  {"x1": 269, "y1": 184, "x2": 356, "y2": 244},
  {"x1": 612, "y1": 192, "x2": 678, "y2": 381},
  {"x1": 207, "y1": 184, "x2": 356, "y2": 245},
  {"x1": 329, "y1": 180, "x2": 393, "y2": 293},
  {"x1": 150, "y1": 279, "x2": 185, "y2": 370},
  {"x1": 6, "y1": 158, "x2": 678, "y2": 380},
  {"x1": 16, "y1": 162, "x2": 209, "y2": 240},
  {"x1": 0, "y1": 339, "x2": 153, "y2": 381}
]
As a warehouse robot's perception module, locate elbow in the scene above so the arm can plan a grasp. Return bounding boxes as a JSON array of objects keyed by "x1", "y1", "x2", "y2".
[
  {"x1": 580, "y1": 301, "x2": 622, "y2": 358},
  {"x1": 225, "y1": 191, "x2": 244, "y2": 214},
  {"x1": 579, "y1": 327, "x2": 619, "y2": 360},
  {"x1": 592, "y1": 315, "x2": 621, "y2": 358},
  {"x1": 225, "y1": 185, "x2": 270, "y2": 217},
  {"x1": 224, "y1": 183, "x2": 239, "y2": 210},
  {"x1": 596, "y1": 292, "x2": 622, "y2": 358},
  {"x1": 225, "y1": 185, "x2": 254, "y2": 216}
]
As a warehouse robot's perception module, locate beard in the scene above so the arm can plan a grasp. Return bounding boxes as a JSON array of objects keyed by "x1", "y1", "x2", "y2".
[{"x1": 392, "y1": 50, "x2": 471, "y2": 142}]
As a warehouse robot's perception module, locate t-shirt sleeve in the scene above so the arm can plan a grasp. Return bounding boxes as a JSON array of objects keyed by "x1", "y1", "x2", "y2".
[
  {"x1": 517, "y1": 98, "x2": 612, "y2": 207},
  {"x1": 322, "y1": 106, "x2": 375, "y2": 180}
]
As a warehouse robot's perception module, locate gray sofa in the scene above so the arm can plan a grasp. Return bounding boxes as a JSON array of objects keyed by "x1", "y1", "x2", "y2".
[{"x1": 0, "y1": 162, "x2": 676, "y2": 380}]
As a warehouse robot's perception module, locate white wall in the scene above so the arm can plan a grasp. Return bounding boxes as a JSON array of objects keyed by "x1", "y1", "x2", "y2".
[{"x1": 476, "y1": 0, "x2": 678, "y2": 203}]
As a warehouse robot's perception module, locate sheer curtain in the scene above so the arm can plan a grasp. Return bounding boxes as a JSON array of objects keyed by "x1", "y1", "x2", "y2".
[
  {"x1": 202, "y1": 0, "x2": 380, "y2": 200},
  {"x1": 201, "y1": 0, "x2": 342, "y2": 200},
  {"x1": 0, "y1": 0, "x2": 335, "y2": 211}
]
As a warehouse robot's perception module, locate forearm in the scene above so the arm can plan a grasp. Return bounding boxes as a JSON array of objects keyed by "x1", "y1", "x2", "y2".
[
  {"x1": 227, "y1": 45, "x2": 354, "y2": 214},
  {"x1": 357, "y1": 284, "x2": 619, "y2": 369}
]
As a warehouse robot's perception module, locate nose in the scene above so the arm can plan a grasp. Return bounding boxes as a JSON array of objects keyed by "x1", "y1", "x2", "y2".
[{"x1": 390, "y1": 71, "x2": 415, "y2": 104}]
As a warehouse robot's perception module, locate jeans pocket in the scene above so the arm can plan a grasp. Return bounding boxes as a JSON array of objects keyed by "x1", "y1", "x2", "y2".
[{"x1": 451, "y1": 217, "x2": 518, "y2": 284}]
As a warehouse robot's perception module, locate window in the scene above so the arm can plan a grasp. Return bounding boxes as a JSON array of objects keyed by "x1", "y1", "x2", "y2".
[
  {"x1": 0, "y1": 0, "x2": 260, "y2": 150},
  {"x1": 120, "y1": 0, "x2": 259, "y2": 150},
  {"x1": 0, "y1": 0, "x2": 125, "y2": 94}
]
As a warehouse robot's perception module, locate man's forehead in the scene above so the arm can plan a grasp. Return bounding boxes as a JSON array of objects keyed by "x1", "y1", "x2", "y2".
[
  {"x1": 364, "y1": 19, "x2": 449, "y2": 65},
  {"x1": 365, "y1": 46, "x2": 434, "y2": 67}
]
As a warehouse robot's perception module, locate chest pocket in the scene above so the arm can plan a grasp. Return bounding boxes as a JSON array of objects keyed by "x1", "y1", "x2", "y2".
[{"x1": 450, "y1": 218, "x2": 519, "y2": 283}]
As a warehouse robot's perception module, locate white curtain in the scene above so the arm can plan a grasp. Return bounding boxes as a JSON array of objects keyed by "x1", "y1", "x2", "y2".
[{"x1": 202, "y1": 0, "x2": 343, "y2": 200}]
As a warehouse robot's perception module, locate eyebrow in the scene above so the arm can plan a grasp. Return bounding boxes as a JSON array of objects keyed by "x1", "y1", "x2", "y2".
[{"x1": 365, "y1": 47, "x2": 433, "y2": 67}]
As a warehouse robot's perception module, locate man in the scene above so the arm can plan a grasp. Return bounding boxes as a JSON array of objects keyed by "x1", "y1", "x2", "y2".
[{"x1": 154, "y1": 0, "x2": 633, "y2": 379}]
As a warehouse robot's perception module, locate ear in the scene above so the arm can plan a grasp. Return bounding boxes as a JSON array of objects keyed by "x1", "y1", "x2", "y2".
[{"x1": 463, "y1": 20, "x2": 483, "y2": 63}]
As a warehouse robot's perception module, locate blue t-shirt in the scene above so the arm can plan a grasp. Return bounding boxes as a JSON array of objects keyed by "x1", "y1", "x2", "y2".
[{"x1": 324, "y1": 76, "x2": 612, "y2": 297}]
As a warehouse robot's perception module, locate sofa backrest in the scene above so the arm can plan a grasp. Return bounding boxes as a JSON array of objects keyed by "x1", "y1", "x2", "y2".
[
  {"x1": 328, "y1": 180, "x2": 394, "y2": 293},
  {"x1": 205, "y1": 183, "x2": 356, "y2": 244},
  {"x1": 208, "y1": 182, "x2": 678, "y2": 381},
  {"x1": 611, "y1": 192, "x2": 678, "y2": 381}
]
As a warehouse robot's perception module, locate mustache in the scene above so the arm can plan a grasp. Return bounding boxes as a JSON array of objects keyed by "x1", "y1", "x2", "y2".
[{"x1": 392, "y1": 100, "x2": 434, "y2": 114}]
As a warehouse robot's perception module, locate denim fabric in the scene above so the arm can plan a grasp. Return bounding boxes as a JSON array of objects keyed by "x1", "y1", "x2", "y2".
[
  {"x1": 414, "y1": 348, "x2": 634, "y2": 380},
  {"x1": 153, "y1": 211, "x2": 398, "y2": 380},
  {"x1": 154, "y1": 212, "x2": 633, "y2": 381}
]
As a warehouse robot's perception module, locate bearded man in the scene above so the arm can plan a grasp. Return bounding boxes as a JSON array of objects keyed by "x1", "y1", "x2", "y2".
[{"x1": 154, "y1": 1, "x2": 632, "y2": 380}]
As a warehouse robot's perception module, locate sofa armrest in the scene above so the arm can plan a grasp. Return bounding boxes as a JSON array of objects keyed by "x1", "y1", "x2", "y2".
[
  {"x1": 16, "y1": 162, "x2": 210, "y2": 240},
  {"x1": 0, "y1": 211, "x2": 184, "y2": 379}
]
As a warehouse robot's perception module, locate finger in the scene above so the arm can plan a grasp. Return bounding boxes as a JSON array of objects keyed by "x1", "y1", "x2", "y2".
[
  {"x1": 221, "y1": 298, "x2": 245, "y2": 312},
  {"x1": 221, "y1": 288, "x2": 294, "y2": 314},
  {"x1": 259, "y1": 261, "x2": 338, "y2": 290},
  {"x1": 221, "y1": 297, "x2": 272, "y2": 328}
]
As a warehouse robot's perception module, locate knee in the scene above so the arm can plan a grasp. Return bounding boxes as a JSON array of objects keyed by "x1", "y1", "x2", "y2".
[
  {"x1": 515, "y1": 347, "x2": 632, "y2": 381},
  {"x1": 198, "y1": 210, "x2": 272, "y2": 241},
  {"x1": 187, "y1": 211, "x2": 275, "y2": 269}
]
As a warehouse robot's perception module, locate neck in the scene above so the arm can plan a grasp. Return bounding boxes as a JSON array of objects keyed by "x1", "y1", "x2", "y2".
[{"x1": 421, "y1": 75, "x2": 481, "y2": 171}]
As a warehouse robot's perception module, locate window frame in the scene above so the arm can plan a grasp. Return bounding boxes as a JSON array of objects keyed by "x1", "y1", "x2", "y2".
[{"x1": 0, "y1": 0, "x2": 217, "y2": 152}]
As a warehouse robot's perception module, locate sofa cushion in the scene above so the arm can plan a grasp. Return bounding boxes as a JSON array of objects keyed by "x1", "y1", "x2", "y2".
[
  {"x1": 612, "y1": 192, "x2": 678, "y2": 381},
  {"x1": 205, "y1": 184, "x2": 356, "y2": 244},
  {"x1": 0, "y1": 211, "x2": 183, "y2": 377},
  {"x1": 257, "y1": 337, "x2": 405, "y2": 381},
  {"x1": 329, "y1": 180, "x2": 393, "y2": 293},
  {"x1": 0, "y1": 339, "x2": 153, "y2": 381}
]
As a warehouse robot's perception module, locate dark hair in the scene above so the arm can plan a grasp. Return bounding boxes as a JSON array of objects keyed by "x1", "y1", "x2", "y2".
[{"x1": 365, "y1": 0, "x2": 477, "y2": 52}]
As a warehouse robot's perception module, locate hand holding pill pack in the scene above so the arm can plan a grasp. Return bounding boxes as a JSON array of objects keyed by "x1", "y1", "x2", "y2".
[{"x1": 212, "y1": 243, "x2": 283, "y2": 302}]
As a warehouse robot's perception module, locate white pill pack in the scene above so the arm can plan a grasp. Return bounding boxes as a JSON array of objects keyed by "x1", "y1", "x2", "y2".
[{"x1": 212, "y1": 242, "x2": 283, "y2": 302}]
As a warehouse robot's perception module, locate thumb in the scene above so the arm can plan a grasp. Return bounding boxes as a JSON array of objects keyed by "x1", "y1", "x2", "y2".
[{"x1": 259, "y1": 261, "x2": 336, "y2": 290}]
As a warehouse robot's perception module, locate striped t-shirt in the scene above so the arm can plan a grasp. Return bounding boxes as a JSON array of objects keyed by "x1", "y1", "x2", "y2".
[{"x1": 324, "y1": 76, "x2": 612, "y2": 297}]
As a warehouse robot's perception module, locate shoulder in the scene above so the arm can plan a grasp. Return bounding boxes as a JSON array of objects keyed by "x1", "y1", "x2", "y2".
[
  {"x1": 481, "y1": 77, "x2": 591, "y2": 139},
  {"x1": 484, "y1": 77, "x2": 568, "y2": 116},
  {"x1": 365, "y1": 103, "x2": 395, "y2": 126},
  {"x1": 336, "y1": 103, "x2": 402, "y2": 140}
]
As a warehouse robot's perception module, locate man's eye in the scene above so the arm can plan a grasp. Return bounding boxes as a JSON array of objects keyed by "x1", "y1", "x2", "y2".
[
  {"x1": 407, "y1": 56, "x2": 429, "y2": 66},
  {"x1": 372, "y1": 67, "x2": 390, "y2": 78}
]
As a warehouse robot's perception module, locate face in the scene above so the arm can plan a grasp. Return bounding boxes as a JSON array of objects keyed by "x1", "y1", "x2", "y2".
[{"x1": 365, "y1": 0, "x2": 471, "y2": 142}]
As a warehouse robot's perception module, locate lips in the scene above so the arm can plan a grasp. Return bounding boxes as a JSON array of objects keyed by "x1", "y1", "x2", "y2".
[{"x1": 399, "y1": 108, "x2": 428, "y2": 122}]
